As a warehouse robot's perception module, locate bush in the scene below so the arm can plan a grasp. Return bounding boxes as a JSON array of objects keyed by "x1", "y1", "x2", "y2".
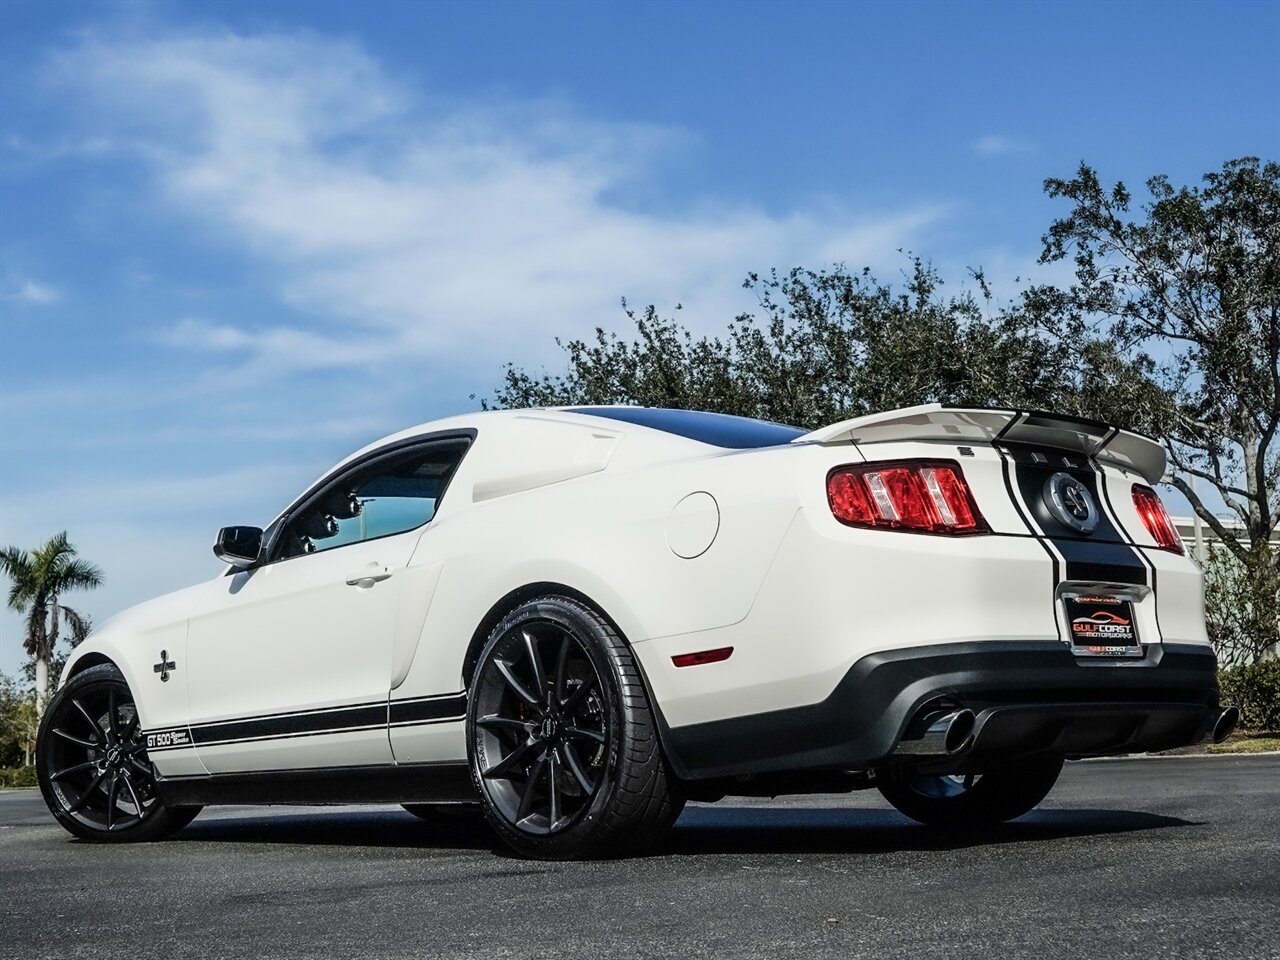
[
  {"x1": 1219, "y1": 659, "x2": 1280, "y2": 732},
  {"x1": 0, "y1": 672, "x2": 38, "y2": 768},
  {"x1": 0, "y1": 765, "x2": 39, "y2": 788},
  {"x1": 1204, "y1": 545, "x2": 1280, "y2": 667}
]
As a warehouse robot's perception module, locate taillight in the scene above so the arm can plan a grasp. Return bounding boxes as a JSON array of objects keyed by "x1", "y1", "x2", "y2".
[
  {"x1": 827, "y1": 460, "x2": 988, "y2": 535},
  {"x1": 1131, "y1": 484, "x2": 1183, "y2": 554}
]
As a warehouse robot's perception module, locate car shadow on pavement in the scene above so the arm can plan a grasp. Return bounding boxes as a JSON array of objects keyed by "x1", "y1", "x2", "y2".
[
  {"x1": 166, "y1": 804, "x2": 1196, "y2": 857},
  {"x1": 173, "y1": 810, "x2": 501, "y2": 852},
  {"x1": 660, "y1": 805, "x2": 1199, "y2": 856}
]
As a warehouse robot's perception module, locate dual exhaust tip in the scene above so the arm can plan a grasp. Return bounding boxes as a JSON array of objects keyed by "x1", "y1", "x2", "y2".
[
  {"x1": 892, "y1": 708, "x2": 976, "y2": 757},
  {"x1": 892, "y1": 704, "x2": 1240, "y2": 756}
]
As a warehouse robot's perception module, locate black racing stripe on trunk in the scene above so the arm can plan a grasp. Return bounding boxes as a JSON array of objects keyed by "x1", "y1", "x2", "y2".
[
  {"x1": 1052, "y1": 539, "x2": 1149, "y2": 585},
  {"x1": 1006, "y1": 447, "x2": 1124, "y2": 541},
  {"x1": 1094, "y1": 463, "x2": 1164, "y2": 637},
  {"x1": 996, "y1": 444, "x2": 1061, "y2": 589},
  {"x1": 1004, "y1": 445, "x2": 1148, "y2": 586}
]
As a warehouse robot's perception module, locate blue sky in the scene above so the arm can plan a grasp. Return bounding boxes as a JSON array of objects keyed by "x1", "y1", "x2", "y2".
[{"x1": 1, "y1": 0, "x2": 1277, "y2": 676}]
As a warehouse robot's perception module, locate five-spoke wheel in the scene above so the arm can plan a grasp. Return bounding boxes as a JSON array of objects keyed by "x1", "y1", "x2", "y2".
[
  {"x1": 37, "y1": 664, "x2": 200, "y2": 842},
  {"x1": 467, "y1": 596, "x2": 683, "y2": 859}
]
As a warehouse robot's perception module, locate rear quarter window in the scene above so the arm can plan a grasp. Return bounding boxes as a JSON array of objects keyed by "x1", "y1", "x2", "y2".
[{"x1": 566, "y1": 407, "x2": 803, "y2": 449}]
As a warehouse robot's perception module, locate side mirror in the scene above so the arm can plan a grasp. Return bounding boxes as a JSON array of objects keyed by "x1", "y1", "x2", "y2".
[{"x1": 213, "y1": 526, "x2": 264, "y2": 568}]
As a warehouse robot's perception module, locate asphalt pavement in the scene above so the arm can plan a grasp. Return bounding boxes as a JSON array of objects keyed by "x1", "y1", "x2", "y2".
[{"x1": 2, "y1": 755, "x2": 1277, "y2": 960}]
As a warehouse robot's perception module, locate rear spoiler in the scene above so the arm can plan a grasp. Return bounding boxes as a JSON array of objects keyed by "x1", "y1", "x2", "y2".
[{"x1": 792, "y1": 403, "x2": 1166, "y2": 484}]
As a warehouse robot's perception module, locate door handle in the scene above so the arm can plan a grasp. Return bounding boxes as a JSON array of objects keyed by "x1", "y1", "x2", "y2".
[{"x1": 345, "y1": 564, "x2": 394, "y2": 588}]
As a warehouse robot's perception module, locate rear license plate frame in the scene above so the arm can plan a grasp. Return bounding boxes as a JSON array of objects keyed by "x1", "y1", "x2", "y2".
[{"x1": 1063, "y1": 594, "x2": 1143, "y2": 658}]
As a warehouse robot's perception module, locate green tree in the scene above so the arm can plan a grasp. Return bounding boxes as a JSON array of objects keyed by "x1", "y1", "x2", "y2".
[
  {"x1": 19, "y1": 621, "x2": 89, "y2": 692},
  {"x1": 490, "y1": 258, "x2": 1072, "y2": 426},
  {"x1": 0, "y1": 673, "x2": 38, "y2": 768},
  {"x1": 1203, "y1": 545, "x2": 1280, "y2": 666},
  {"x1": 0, "y1": 532, "x2": 102, "y2": 716}
]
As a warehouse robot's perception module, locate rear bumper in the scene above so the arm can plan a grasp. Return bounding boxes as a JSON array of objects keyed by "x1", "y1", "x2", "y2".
[{"x1": 661, "y1": 641, "x2": 1220, "y2": 780}]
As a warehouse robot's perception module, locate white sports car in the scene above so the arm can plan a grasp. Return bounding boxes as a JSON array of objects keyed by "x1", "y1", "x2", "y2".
[{"x1": 36, "y1": 404, "x2": 1236, "y2": 858}]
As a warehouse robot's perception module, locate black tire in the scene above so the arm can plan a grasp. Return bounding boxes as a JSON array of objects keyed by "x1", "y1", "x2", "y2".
[
  {"x1": 878, "y1": 755, "x2": 1064, "y2": 828},
  {"x1": 36, "y1": 664, "x2": 202, "y2": 842},
  {"x1": 401, "y1": 803, "x2": 483, "y2": 822},
  {"x1": 466, "y1": 595, "x2": 683, "y2": 860}
]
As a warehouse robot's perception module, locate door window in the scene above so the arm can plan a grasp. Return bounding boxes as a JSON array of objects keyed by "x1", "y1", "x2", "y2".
[{"x1": 273, "y1": 438, "x2": 470, "y2": 560}]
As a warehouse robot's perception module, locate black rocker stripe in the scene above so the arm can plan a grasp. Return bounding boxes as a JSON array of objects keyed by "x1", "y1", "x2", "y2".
[
  {"x1": 145, "y1": 691, "x2": 467, "y2": 752},
  {"x1": 389, "y1": 693, "x2": 468, "y2": 728},
  {"x1": 195, "y1": 721, "x2": 388, "y2": 749},
  {"x1": 188, "y1": 702, "x2": 389, "y2": 747}
]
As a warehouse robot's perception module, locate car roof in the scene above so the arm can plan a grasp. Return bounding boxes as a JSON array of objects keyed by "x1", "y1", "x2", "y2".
[
  {"x1": 358, "y1": 406, "x2": 803, "y2": 457},
  {"x1": 267, "y1": 406, "x2": 801, "y2": 528}
]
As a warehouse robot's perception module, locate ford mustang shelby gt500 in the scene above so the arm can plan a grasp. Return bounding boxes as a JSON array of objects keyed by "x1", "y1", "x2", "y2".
[{"x1": 36, "y1": 404, "x2": 1236, "y2": 858}]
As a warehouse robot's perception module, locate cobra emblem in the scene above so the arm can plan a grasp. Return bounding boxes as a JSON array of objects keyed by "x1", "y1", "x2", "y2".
[{"x1": 1044, "y1": 472, "x2": 1099, "y2": 534}]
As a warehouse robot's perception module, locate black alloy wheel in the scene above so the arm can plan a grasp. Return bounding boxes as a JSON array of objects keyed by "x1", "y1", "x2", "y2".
[
  {"x1": 467, "y1": 596, "x2": 683, "y2": 859},
  {"x1": 474, "y1": 615, "x2": 611, "y2": 834},
  {"x1": 37, "y1": 664, "x2": 200, "y2": 842}
]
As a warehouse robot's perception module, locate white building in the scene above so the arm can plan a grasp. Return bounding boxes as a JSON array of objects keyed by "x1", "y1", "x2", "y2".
[{"x1": 1171, "y1": 515, "x2": 1280, "y2": 566}]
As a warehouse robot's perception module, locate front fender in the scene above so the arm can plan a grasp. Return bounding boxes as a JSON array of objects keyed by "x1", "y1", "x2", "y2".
[{"x1": 59, "y1": 580, "x2": 212, "y2": 734}]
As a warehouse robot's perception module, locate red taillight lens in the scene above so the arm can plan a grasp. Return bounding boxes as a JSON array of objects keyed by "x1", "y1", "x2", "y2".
[
  {"x1": 1131, "y1": 484, "x2": 1183, "y2": 554},
  {"x1": 826, "y1": 460, "x2": 988, "y2": 535}
]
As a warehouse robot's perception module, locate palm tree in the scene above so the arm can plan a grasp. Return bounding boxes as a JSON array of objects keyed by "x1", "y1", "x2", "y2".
[{"x1": 0, "y1": 532, "x2": 103, "y2": 717}]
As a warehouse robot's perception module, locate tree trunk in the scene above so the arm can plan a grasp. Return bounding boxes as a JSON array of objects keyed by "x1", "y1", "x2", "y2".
[
  {"x1": 34, "y1": 656, "x2": 49, "y2": 720},
  {"x1": 34, "y1": 597, "x2": 57, "y2": 719}
]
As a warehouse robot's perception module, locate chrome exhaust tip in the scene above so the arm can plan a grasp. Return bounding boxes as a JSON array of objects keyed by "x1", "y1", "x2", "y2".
[
  {"x1": 893, "y1": 708, "x2": 976, "y2": 757},
  {"x1": 1211, "y1": 706, "x2": 1239, "y2": 744}
]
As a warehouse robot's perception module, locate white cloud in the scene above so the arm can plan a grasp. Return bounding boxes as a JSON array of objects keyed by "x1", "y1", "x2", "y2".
[
  {"x1": 4, "y1": 278, "x2": 62, "y2": 304},
  {"x1": 160, "y1": 315, "x2": 395, "y2": 372},
  {"x1": 0, "y1": 464, "x2": 305, "y2": 527},
  {"x1": 971, "y1": 134, "x2": 1035, "y2": 157},
  {"x1": 47, "y1": 29, "x2": 948, "y2": 376}
]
